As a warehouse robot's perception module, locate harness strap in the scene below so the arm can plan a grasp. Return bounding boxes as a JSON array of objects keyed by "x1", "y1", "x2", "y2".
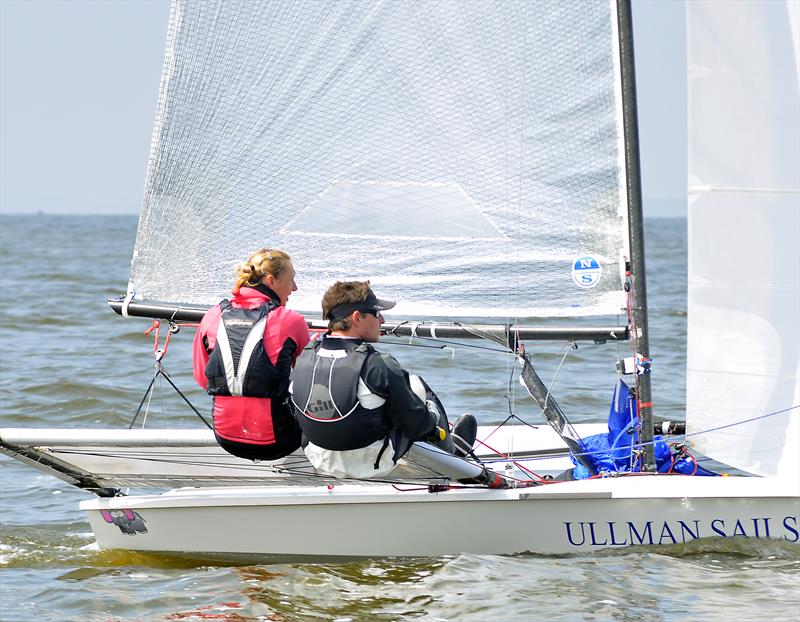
[{"x1": 374, "y1": 436, "x2": 391, "y2": 470}]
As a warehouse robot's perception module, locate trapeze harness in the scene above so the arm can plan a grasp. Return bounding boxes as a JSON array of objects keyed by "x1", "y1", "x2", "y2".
[
  {"x1": 205, "y1": 299, "x2": 287, "y2": 398},
  {"x1": 291, "y1": 343, "x2": 407, "y2": 469}
]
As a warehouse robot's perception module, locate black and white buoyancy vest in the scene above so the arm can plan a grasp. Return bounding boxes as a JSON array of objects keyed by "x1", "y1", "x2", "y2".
[
  {"x1": 205, "y1": 299, "x2": 284, "y2": 397},
  {"x1": 290, "y1": 343, "x2": 390, "y2": 451}
]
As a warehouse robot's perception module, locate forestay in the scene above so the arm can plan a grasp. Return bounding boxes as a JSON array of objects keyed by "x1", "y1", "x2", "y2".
[
  {"x1": 686, "y1": 0, "x2": 800, "y2": 480},
  {"x1": 129, "y1": 0, "x2": 631, "y2": 319}
]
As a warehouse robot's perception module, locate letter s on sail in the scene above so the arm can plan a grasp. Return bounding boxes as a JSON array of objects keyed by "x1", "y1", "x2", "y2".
[{"x1": 783, "y1": 516, "x2": 799, "y2": 542}]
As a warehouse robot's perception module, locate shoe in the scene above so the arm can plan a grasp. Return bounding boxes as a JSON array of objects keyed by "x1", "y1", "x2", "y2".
[{"x1": 452, "y1": 413, "x2": 477, "y2": 458}]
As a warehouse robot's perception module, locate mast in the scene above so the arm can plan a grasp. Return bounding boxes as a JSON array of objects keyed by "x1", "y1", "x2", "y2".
[{"x1": 616, "y1": 0, "x2": 655, "y2": 470}]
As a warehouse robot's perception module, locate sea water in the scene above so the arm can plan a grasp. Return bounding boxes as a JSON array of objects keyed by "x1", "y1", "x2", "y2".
[{"x1": 0, "y1": 214, "x2": 798, "y2": 621}]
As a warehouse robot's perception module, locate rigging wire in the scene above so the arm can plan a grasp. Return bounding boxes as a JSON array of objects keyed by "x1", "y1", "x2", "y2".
[
  {"x1": 128, "y1": 320, "x2": 213, "y2": 431},
  {"x1": 540, "y1": 341, "x2": 577, "y2": 420},
  {"x1": 382, "y1": 332, "x2": 511, "y2": 354},
  {"x1": 119, "y1": 305, "x2": 800, "y2": 485},
  {"x1": 682, "y1": 404, "x2": 800, "y2": 438}
]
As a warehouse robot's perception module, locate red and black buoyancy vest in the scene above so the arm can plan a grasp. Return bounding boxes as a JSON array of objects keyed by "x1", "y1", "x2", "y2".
[{"x1": 205, "y1": 299, "x2": 286, "y2": 398}]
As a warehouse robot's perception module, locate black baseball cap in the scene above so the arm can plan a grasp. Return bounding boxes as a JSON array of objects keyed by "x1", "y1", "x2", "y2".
[{"x1": 326, "y1": 289, "x2": 396, "y2": 321}]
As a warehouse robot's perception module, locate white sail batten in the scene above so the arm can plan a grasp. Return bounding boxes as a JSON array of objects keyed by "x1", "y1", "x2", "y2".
[
  {"x1": 129, "y1": 0, "x2": 630, "y2": 318},
  {"x1": 686, "y1": 0, "x2": 800, "y2": 480}
]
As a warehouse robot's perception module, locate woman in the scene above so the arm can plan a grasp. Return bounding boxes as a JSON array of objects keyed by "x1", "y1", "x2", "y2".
[{"x1": 192, "y1": 248, "x2": 309, "y2": 460}]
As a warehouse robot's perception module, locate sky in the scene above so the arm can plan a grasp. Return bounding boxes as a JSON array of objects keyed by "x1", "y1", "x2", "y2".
[{"x1": 0, "y1": 0, "x2": 687, "y2": 217}]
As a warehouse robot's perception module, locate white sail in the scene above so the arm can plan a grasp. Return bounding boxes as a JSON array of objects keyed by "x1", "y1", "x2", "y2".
[
  {"x1": 686, "y1": 0, "x2": 800, "y2": 480},
  {"x1": 129, "y1": 0, "x2": 631, "y2": 318}
]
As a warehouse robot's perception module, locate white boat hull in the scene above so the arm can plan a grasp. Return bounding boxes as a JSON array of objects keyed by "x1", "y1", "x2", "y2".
[{"x1": 81, "y1": 476, "x2": 800, "y2": 557}]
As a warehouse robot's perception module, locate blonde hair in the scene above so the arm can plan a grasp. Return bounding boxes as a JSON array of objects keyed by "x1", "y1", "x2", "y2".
[
  {"x1": 232, "y1": 248, "x2": 292, "y2": 294},
  {"x1": 322, "y1": 280, "x2": 372, "y2": 331}
]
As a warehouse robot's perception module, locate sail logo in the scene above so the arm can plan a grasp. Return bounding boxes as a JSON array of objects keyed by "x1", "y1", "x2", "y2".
[{"x1": 572, "y1": 256, "x2": 602, "y2": 288}]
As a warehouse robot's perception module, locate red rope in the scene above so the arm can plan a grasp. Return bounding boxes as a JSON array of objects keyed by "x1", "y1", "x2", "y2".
[
  {"x1": 625, "y1": 267, "x2": 651, "y2": 469},
  {"x1": 468, "y1": 434, "x2": 550, "y2": 483},
  {"x1": 666, "y1": 442, "x2": 701, "y2": 476},
  {"x1": 144, "y1": 320, "x2": 173, "y2": 360}
]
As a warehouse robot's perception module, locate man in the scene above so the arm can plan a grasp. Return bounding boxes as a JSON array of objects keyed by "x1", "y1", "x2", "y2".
[{"x1": 290, "y1": 281, "x2": 477, "y2": 479}]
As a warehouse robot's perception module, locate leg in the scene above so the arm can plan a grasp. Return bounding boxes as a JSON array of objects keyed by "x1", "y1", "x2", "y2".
[
  {"x1": 409, "y1": 374, "x2": 455, "y2": 454},
  {"x1": 409, "y1": 374, "x2": 478, "y2": 458}
]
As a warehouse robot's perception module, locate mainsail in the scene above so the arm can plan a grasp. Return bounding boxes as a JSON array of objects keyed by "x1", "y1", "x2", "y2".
[
  {"x1": 129, "y1": 0, "x2": 632, "y2": 319},
  {"x1": 686, "y1": 0, "x2": 800, "y2": 480}
]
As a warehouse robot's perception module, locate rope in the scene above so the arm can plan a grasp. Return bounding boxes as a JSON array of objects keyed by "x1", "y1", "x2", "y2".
[
  {"x1": 682, "y1": 404, "x2": 799, "y2": 439},
  {"x1": 470, "y1": 435, "x2": 548, "y2": 482},
  {"x1": 158, "y1": 367, "x2": 213, "y2": 430},
  {"x1": 128, "y1": 320, "x2": 213, "y2": 431},
  {"x1": 624, "y1": 269, "x2": 646, "y2": 463},
  {"x1": 144, "y1": 320, "x2": 173, "y2": 361}
]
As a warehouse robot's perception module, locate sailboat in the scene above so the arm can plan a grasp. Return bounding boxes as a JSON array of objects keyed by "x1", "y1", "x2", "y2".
[{"x1": 1, "y1": 0, "x2": 798, "y2": 557}]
